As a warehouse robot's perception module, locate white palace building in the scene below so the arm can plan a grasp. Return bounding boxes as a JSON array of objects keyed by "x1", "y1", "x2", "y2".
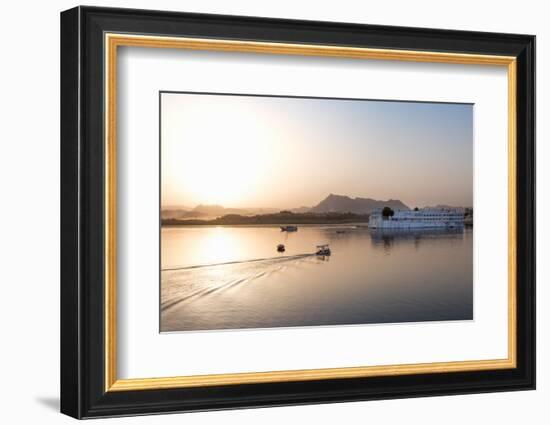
[{"x1": 368, "y1": 207, "x2": 465, "y2": 229}]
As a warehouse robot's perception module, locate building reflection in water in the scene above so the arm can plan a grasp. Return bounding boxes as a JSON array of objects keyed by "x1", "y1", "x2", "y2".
[{"x1": 370, "y1": 227, "x2": 465, "y2": 254}]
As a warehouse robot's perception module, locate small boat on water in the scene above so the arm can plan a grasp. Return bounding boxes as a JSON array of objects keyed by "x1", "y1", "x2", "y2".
[
  {"x1": 280, "y1": 225, "x2": 298, "y2": 232},
  {"x1": 316, "y1": 244, "x2": 331, "y2": 256},
  {"x1": 277, "y1": 244, "x2": 286, "y2": 252}
]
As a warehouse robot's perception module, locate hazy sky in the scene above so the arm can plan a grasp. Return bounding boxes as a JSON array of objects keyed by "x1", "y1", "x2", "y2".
[{"x1": 161, "y1": 92, "x2": 473, "y2": 209}]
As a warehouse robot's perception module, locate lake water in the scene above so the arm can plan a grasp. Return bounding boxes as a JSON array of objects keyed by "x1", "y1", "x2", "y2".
[{"x1": 161, "y1": 225, "x2": 473, "y2": 332}]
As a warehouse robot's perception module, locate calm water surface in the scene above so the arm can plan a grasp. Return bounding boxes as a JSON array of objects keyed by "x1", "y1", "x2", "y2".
[{"x1": 161, "y1": 225, "x2": 473, "y2": 332}]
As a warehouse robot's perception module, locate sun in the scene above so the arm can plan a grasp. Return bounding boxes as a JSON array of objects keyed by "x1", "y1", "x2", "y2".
[{"x1": 162, "y1": 99, "x2": 276, "y2": 207}]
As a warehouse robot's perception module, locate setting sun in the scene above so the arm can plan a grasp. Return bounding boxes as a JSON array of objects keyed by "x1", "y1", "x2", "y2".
[
  {"x1": 161, "y1": 92, "x2": 473, "y2": 209},
  {"x1": 162, "y1": 94, "x2": 280, "y2": 206}
]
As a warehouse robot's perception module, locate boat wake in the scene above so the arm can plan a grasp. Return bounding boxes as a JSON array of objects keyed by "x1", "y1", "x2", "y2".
[
  {"x1": 161, "y1": 253, "x2": 314, "y2": 272},
  {"x1": 161, "y1": 254, "x2": 316, "y2": 312}
]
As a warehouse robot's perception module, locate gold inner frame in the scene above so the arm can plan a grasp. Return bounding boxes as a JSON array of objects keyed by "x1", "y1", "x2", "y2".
[{"x1": 104, "y1": 33, "x2": 517, "y2": 392}]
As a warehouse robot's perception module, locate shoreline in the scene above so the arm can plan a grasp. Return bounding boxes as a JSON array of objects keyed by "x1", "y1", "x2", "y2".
[{"x1": 161, "y1": 222, "x2": 367, "y2": 229}]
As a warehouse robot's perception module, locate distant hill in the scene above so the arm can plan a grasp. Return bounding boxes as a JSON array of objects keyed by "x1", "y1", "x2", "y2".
[
  {"x1": 422, "y1": 204, "x2": 468, "y2": 210},
  {"x1": 161, "y1": 208, "x2": 206, "y2": 220},
  {"x1": 191, "y1": 204, "x2": 279, "y2": 217},
  {"x1": 162, "y1": 195, "x2": 410, "y2": 220},
  {"x1": 310, "y1": 194, "x2": 409, "y2": 214},
  {"x1": 290, "y1": 206, "x2": 312, "y2": 214},
  {"x1": 162, "y1": 205, "x2": 281, "y2": 220},
  {"x1": 193, "y1": 204, "x2": 231, "y2": 216}
]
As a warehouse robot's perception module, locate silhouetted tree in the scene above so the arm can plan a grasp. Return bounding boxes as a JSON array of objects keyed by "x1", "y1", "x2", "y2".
[{"x1": 382, "y1": 206, "x2": 395, "y2": 218}]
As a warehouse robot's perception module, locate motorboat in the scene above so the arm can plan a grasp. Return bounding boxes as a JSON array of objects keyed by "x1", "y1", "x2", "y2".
[{"x1": 316, "y1": 244, "x2": 331, "y2": 256}]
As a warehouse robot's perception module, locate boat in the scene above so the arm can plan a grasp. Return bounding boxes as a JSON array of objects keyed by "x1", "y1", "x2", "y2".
[
  {"x1": 280, "y1": 225, "x2": 298, "y2": 232},
  {"x1": 316, "y1": 244, "x2": 331, "y2": 256},
  {"x1": 277, "y1": 244, "x2": 285, "y2": 252}
]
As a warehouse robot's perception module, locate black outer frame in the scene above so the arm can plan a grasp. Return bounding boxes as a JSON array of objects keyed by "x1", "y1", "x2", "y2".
[{"x1": 60, "y1": 6, "x2": 535, "y2": 419}]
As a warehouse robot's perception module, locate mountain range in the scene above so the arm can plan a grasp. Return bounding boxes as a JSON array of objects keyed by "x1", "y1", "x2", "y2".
[
  {"x1": 162, "y1": 194, "x2": 410, "y2": 219},
  {"x1": 308, "y1": 194, "x2": 409, "y2": 214},
  {"x1": 161, "y1": 204, "x2": 279, "y2": 220}
]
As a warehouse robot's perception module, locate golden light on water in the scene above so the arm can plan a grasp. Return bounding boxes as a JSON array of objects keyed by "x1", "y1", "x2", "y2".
[{"x1": 196, "y1": 227, "x2": 240, "y2": 265}]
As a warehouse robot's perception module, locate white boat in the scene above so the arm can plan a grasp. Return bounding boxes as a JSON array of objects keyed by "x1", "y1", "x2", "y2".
[{"x1": 316, "y1": 244, "x2": 331, "y2": 256}]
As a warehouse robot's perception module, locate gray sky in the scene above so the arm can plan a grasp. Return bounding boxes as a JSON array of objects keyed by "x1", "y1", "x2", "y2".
[{"x1": 161, "y1": 92, "x2": 473, "y2": 209}]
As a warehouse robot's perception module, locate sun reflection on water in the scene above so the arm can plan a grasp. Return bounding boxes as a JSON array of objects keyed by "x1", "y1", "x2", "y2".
[{"x1": 195, "y1": 227, "x2": 241, "y2": 266}]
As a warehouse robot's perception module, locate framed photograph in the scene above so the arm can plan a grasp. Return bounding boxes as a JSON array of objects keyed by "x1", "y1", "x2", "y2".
[{"x1": 60, "y1": 6, "x2": 535, "y2": 419}]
